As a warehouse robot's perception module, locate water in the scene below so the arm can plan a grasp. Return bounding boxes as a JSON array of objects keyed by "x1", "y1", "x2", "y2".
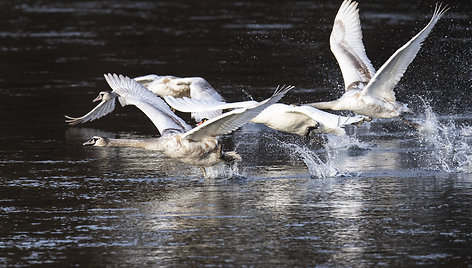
[{"x1": 1, "y1": 0, "x2": 472, "y2": 266}]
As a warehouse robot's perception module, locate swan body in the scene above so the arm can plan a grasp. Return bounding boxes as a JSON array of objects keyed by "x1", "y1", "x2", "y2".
[
  {"x1": 84, "y1": 136, "x2": 227, "y2": 167},
  {"x1": 312, "y1": 90, "x2": 410, "y2": 119},
  {"x1": 65, "y1": 75, "x2": 223, "y2": 125},
  {"x1": 164, "y1": 96, "x2": 366, "y2": 136},
  {"x1": 308, "y1": 1, "x2": 448, "y2": 119},
  {"x1": 81, "y1": 74, "x2": 293, "y2": 168}
]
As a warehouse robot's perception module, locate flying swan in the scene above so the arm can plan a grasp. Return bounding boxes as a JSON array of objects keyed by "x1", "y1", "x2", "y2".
[
  {"x1": 307, "y1": 0, "x2": 448, "y2": 121},
  {"x1": 164, "y1": 96, "x2": 367, "y2": 136},
  {"x1": 65, "y1": 75, "x2": 224, "y2": 125},
  {"x1": 81, "y1": 74, "x2": 293, "y2": 176}
]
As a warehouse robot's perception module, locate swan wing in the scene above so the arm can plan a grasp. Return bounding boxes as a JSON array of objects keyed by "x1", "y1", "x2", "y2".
[
  {"x1": 164, "y1": 96, "x2": 257, "y2": 114},
  {"x1": 289, "y1": 105, "x2": 366, "y2": 128},
  {"x1": 361, "y1": 4, "x2": 448, "y2": 101},
  {"x1": 182, "y1": 85, "x2": 294, "y2": 141},
  {"x1": 133, "y1": 74, "x2": 161, "y2": 88},
  {"x1": 330, "y1": 0, "x2": 375, "y2": 91},
  {"x1": 186, "y1": 77, "x2": 224, "y2": 122},
  {"x1": 104, "y1": 73, "x2": 192, "y2": 135},
  {"x1": 65, "y1": 96, "x2": 117, "y2": 126}
]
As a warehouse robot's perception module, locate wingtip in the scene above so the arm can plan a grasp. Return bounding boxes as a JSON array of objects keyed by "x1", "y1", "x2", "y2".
[
  {"x1": 273, "y1": 84, "x2": 295, "y2": 96},
  {"x1": 339, "y1": 0, "x2": 359, "y2": 17},
  {"x1": 64, "y1": 116, "x2": 79, "y2": 126},
  {"x1": 433, "y1": 2, "x2": 450, "y2": 19}
]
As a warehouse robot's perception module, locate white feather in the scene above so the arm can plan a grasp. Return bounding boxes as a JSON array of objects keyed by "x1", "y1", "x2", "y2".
[
  {"x1": 330, "y1": 0, "x2": 375, "y2": 91},
  {"x1": 361, "y1": 3, "x2": 449, "y2": 101}
]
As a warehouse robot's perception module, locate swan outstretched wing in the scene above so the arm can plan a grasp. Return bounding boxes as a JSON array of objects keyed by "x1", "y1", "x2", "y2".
[
  {"x1": 164, "y1": 96, "x2": 257, "y2": 114},
  {"x1": 288, "y1": 105, "x2": 366, "y2": 128},
  {"x1": 104, "y1": 73, "x2": 192, "y2": 135},
  {"x1": 188, "y1": 77, "x2": 225, "y2": 122},
  {"x1": 331, "y1": 0, "x2": 375, "y2": 91},
  {"x1": 361, "y1": 4, "x2": 448, "y2": 101},
  {"x1": 182, "y1": 85, "x2": 294, "y2": 141},
  {"x1": 65, "y1": 94, "x2": 117, "y2": 126}
]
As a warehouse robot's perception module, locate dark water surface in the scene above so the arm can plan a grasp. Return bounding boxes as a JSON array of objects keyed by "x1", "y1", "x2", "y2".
[{"x1": 1, "y1": 0, "x2": 472, "y2": 266}]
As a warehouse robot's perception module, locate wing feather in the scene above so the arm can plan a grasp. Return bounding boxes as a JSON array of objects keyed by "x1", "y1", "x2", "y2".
[
  {"x1": 164, "y1": 96, "x2": 257, "y2": 113},
  {"x1": 361, "y1": 4, "x2": 448, "y2": 101},
  {"x1": 187, "y1": 77, "x2": 225, "y2": 121},
  {"x1": 65, "y1": 96, "x2": 117, "y2": 126},
  {"x1": 330, "y1": 0, "x2": 375, "y2": 91},
  {"x1": 288, "y1": 105, "x2": 366, "y2": 129},
  {"x1": 133, "y1": 74, "x2": 161, "y2": 88},
  {"x1": 103, "y1": 73, "x2": 192, "y2": 135},
  {"x1": 182, "y1": 85, "x2": 294, "y2": 141}
]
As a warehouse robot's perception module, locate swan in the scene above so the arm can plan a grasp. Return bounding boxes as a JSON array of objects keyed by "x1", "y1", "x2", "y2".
[
  {"x1": 307, "y1": 1, "x2": 448, "y2": 120},
  {"x1": 81, "y1": 74, "x2": 293, "y2": 175},
  {"x1": 164, "y1": 96, "x2": 367, "y2": 136},
  {"x1": 134, "y1": 74, "x2": 224, "y2": 121},
  {"x1": 65, "y1": 75, "x2": 223, "y2": 125}
]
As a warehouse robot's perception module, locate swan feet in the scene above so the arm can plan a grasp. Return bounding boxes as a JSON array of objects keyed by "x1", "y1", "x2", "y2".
[
  {"x1": 200, "y1": 167, "x2": 207, "y2": 178},
  {"x1": 217, "y1": 143, "x2": 242, "y2": 164},
  {"x1": 303, "y1": 123, "x2": 320, "y2": 141}
]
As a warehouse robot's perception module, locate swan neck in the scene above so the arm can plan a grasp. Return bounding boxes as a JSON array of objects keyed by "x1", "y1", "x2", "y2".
[
  {"x1": 309, "y1": 100, "x2": 339, "y2": 110},
  {"x1": 107, "y1": 138, "x2": 162, "y2": 150}
]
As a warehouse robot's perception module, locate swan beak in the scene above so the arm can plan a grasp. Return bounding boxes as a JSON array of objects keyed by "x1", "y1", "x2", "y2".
[
  {"x1": 93, "y1": 95, "x2": 102, "y2": 102},
  {"x1": 197, "y1": 118, "x2": 209, "y2": 126},
  {"x1": 83, "y1": 139, "x2": 95, "y2": 146}
]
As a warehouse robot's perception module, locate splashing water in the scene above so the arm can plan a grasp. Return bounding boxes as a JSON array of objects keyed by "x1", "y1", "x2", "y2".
[
  {"x1": 276, "y1": 134, "x2": 368, "y2": 178},
  {"x1": 280, "y1": 141, "x2": 339, "y2": 178},
  {"x1": 325, "y1": 133, "x2": 370, "y2": 151},
  {"x1": 418, "y1": 99, "x2": 472, "y2": 173},
  {"x1": 204, "y1": 162, "x2": 243, "y2": 179}
]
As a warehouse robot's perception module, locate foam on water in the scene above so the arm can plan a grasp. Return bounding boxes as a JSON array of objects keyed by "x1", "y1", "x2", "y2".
[{"x1": 418, "y1": 99, "x2": 472, "y2": 173}]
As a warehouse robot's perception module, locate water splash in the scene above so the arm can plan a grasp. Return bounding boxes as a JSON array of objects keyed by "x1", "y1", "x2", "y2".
[
  {"x1": 280, "y1": 141, "x2": 339, "y2": 178},
  {"x1": 203, "y1": 162, "x2": 243, "y2": 179},
  {"x1": 277, "y1": 134, "x2": 368, "y2": 178},
  {"x1": 325, "y1": 133, "x2": 370, "y2": 151},
  {"x1": 418, "y1": 99, "x2": 472, "y2": 173}
]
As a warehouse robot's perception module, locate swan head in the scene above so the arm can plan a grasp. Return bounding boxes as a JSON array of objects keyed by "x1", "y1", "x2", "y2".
[
  {"x1": 83, "y1": 136, "x2": 109, "y2": 146},
  {"x1": 196, "y1": 118, "x2": 209, "y2": 126},
  {"x1": 93, "y1": 91, "x2": 114, "y2": 102}
]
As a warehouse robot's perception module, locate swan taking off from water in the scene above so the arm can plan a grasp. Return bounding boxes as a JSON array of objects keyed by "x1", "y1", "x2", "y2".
[
  {"x1": 307, "y1": 1, "x2": 448, "y2": 119},
  {"x1": 65, "y1": 75, "x2": 223, "y2": 125},
  {"x1": 134, "y1": 75, "x2": 224, "y2": 121},
  {"x1": 164, "y1": 96, "x2": 367, "y2": 136},
  {"x1": 81, "y1": 74, "x2": 293, "y2": 173}
]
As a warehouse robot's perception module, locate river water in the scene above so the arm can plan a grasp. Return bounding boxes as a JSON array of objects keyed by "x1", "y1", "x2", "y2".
[{"x1": 1, "y1": 0, "x2": 472, "y2": 266}]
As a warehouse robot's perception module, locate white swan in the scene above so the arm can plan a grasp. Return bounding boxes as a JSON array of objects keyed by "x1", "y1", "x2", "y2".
[
  {"x1": 164, "y1": 96, "x2": 367, "y2": 136},
  {"x1": 134, "y1": 74, "x2": 224, "y2": 121},
  {"x1": 81, "y1": 74, "x2": 293, "y2": 174},
  {"x1": 307, "y1": 1, "x2": 448, "y2": 120},
  {"x1": 65, "y1": 75, "x2": 223, "y2": 125}
]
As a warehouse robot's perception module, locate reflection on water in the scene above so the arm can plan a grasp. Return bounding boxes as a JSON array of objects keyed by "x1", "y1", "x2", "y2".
[{"x1": 1, "y1": 0, "x2": 472, "y2": 266}]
